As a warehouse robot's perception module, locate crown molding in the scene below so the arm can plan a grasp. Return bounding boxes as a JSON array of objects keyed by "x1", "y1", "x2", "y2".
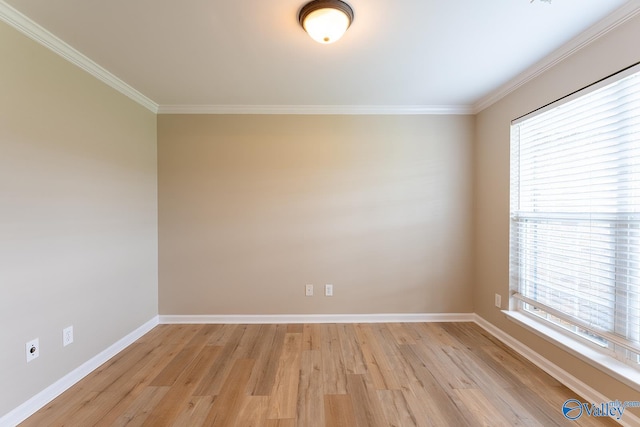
[
  {"x1": 4, "y1": 0, "x2": 636, "y2": 118},
  {"x1": 157, "y1": 104, "x2": 474, "y2": 115},
  {"x1": 472, "y1": 1, "x2": 640, "y2": 114},
  {"x1": 0, "y1": 1, "x2": 159, "y2": 113}
]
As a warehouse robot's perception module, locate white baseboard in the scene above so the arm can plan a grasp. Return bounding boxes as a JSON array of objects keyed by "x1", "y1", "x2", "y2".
[
  {"x1": 5, "y1": 313, "x2": 639, "y2": 427},
  {"x1": 1, "y1": 312, "x2": 470, "y2": 425},
  {"x1": 473, "y1": 314, "x2": 640, "y2": 427},
  {"x1": 0, "y1": 316, "x2": 159, "y2": 427},
  {"x1": 158, "y1": 312, "x2": 475, "y2": 324}
]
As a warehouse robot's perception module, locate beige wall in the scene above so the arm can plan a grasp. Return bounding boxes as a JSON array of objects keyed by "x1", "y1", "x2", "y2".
[
  {"x1": 0, "y1": 21, "x2": 158, "y2": 417},
  {"x1": 4, "y1": 2, "x2": 639, "y2": 418},
  {"x1": 474, "y1": 14, "x2": 640, "y2": 404},
  {"x1": 158, "y1": 114, "x2": 474, "y2": 315}
]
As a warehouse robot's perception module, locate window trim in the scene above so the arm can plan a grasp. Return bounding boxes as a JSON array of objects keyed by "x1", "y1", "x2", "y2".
[
  {"x1": 509, "y1": 62, "x2": 640, "y2": 374},
  {"x1": 504, "y1": 309, "x2": 640, "y2": 392},
  {"x1": 512, "y1": 292, "x2": 640, "y2": 355},
  {"x1": 512, "y1": 60, "x2": 640, "y2": 124}
]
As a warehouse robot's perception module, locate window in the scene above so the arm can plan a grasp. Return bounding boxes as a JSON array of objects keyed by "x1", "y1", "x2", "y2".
[{"x1": 510, "y1": 64, "x2": 640, "y2": 368}]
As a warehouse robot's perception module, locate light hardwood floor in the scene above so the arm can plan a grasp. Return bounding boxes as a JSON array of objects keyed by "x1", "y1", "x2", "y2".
[{"x1": 20, "y1": 322, "x2": 619, "y2": 426}]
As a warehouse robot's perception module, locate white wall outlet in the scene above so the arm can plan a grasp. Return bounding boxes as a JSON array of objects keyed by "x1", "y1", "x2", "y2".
[
  {"x1": 495, "y1": 293, "x2": 502, "y2": 308},
  {"x1": 63, "y1": 326, "x2": 74, "y2": 347},
  {"x1": 26, "y1": 338, "x2": 39, "y2": 362},
  {"x1": 325, "y1": 284, "x2": 333, "y2": 296},
  {"x1": 305, "y1": 284, "x2": 314, "y2": 297}
]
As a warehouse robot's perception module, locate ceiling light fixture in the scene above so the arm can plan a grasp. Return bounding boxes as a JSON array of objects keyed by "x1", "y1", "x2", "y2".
[{"x1": 298, "y1": 0, "x2": 354, "y2": 44}]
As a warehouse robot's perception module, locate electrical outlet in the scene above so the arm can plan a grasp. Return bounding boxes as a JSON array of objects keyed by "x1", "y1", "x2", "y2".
[
  {"x1": 26, "y1": 338, "x2": 39, "y2": 362},
  {"x1": 63, "y1": 326, "x2": 74, "y2": 347},
  {"x1": 325, "y1": 284, "x2": 333, "y2": 296},
  {"x1": 305, "y1": 284, "x2": 314, "y2": 297},
  {"x1": 495, "y1": 293, "x2": 502, "y2": 308}
]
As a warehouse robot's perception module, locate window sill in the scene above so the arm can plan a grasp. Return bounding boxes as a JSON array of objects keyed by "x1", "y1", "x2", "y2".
[{"x1": 503, "y1": 310, "x2": 640, "y2": 393}]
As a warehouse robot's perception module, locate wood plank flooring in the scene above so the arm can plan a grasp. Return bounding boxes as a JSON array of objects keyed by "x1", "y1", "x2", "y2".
[{"x1": 20, "y1": 322, "x2": 619, "y2": 426}]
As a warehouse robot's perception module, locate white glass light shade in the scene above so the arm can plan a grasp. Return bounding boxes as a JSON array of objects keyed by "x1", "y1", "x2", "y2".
[{"x1": 302, "y1": 8, "x2": 351, "y2": 44}]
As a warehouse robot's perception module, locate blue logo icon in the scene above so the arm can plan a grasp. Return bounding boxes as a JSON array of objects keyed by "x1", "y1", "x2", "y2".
[{"x1": 563, "y1": 399, "x2": 583, "y2": 420}]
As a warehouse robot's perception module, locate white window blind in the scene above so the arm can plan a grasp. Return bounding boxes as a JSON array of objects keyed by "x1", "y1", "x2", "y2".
[{"x1": 510, "y1": 64, "x2": 640, "y2": 365}]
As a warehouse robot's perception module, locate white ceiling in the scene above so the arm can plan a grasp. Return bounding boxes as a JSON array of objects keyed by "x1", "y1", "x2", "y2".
[{"x1": 1, "y1": 0, "x2": 637, "y2": 112}]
